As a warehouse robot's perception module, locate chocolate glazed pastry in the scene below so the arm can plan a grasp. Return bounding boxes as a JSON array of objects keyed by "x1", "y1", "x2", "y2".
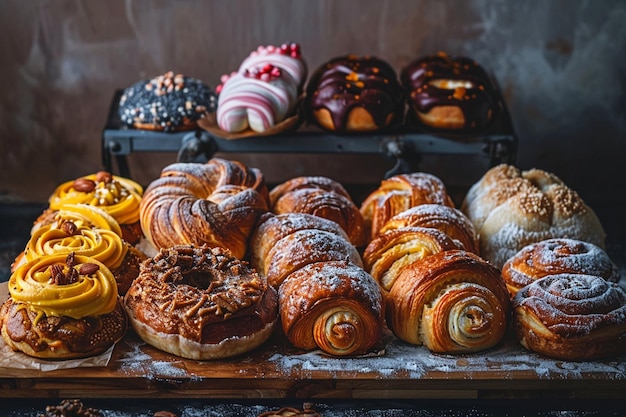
[
  {"x1": 306, "y1": 54, "x2": 404, "y2": 132},
  {"x1": 401, "y1": 52, "x2": 498, "y2": 131}
]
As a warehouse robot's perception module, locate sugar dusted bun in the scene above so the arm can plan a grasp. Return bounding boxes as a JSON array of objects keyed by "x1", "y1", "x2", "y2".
[
  {"x1": 462, "y1": 164, "x2": 607, "y2": 268},
  {"x1": 360, "y1": 172, "x2": 455, "y2": 241},
  {"x1": 2, "y1": 254, "x2": 126, "y2": 359},
  {"x1": 401, "y1": 52, "x2": 498, "y2": 131},
  {"x1": 512, "y1": 273, "x2": 626, "y2": 361},
  {"x1": 270, "y1": 176, "x2": 366, "y2": 247},
  {"x1": 502, "y1": 238, "x2": 621, "y2": 299},
  {"x1": 123, "y1": 245, "x2": 278, "y2": 360},
  {"x1": 139, "y1": 158, "x2": 269, "y2": 259},
  {"x1": 119, "y1": 71, "x2": 217, "y2": 132},
  {"x1": 306, "y1": 54, "x2": 404, "y2": 132}
]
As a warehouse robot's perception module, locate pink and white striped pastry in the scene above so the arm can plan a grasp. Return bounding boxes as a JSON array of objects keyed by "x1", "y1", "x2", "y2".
[{"x1": 216, "y1": 43, "x2": 306, "y2": 133}]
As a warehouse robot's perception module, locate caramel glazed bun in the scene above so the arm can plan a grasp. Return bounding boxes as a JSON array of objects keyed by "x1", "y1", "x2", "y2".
[
  {"x1": 139, "y1": 157, "x2": 270, "y2": 259},
  {"x1": 462, "y1": 164, "x2": 607, "y2": 269},
  {"x1": 306, "y1": 54, "x2": 404, "y2": 132},
  {"x1": 123, "y1": 245, "x2": 278, "y2": 360},
  {"x1": 118, "y1": 71, "x2": 217, "y2": 132},
  {"x1": 401, "y1": 51, "x2": 498, "y2": 131},
  {"x1": 1, "y1": 254, "x2": 127, "y2": 359},
  {"x1": 513, "y1": 273, "x2": 626, "y2": 361}
]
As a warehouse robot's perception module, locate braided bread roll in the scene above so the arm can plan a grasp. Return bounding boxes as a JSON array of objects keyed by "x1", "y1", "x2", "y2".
[
  {"x1": 139, "y1": 158, "x2": 269, "y2": 259},
  {"x1": 502, "y1": 238, "x2": 621, "y2": 298},
  {"x1": 462, "y1": 164, "x2": 606, "y2": 268},
  {"x1": 380, "y1": 204, "x2": 479, "y2": 254},
  {"x1": 363, "y1": 226, "x2": 462, "y2": 292},
  {"x1": 387, "y1": 250, "x2": 510, "y2": 353},
  {"x1": 279, "y1": 260, "x2": 384, "y2": 356},
  {"x1": 250, "y1": 213, "x2": 362, "y2": 289},
  {"x1": 360, "y1": 172, "x2": 455, "y2": 241},
  {"x1": 270, "y1": 176, "x2": 366, "y2": 247},
  {"x1": 512, "y1": 273, "x2": 626, "y2": 361}
]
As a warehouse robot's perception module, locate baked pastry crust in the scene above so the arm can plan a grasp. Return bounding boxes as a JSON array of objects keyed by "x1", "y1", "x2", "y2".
[
  {"x1": 123, "y1": 245, "x2": 278, "y2": 360},
  {"x1": 387, "y1": 250, "x2": 510, "y2": 353},
  {"x1": 502, "y1": 238, "x2": 620, "y2": 298},
  {"x1": 512, "y1": 273, "x2": 626, "y2": 361}
]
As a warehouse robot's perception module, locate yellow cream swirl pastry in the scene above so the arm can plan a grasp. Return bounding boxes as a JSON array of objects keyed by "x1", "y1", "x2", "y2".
[{"x1": 1, "y1": 253, "x2": 128, "y2": 359}]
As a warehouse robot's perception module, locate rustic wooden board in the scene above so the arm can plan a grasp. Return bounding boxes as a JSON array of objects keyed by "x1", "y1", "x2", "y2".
[{"x1": 2, "y1": 284, "x2": 626, "y2": 399}]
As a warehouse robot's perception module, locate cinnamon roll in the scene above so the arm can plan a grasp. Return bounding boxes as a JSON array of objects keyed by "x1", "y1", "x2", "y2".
[{"x1": 512, "y1": 273, "x2": 626, "y2": 361}]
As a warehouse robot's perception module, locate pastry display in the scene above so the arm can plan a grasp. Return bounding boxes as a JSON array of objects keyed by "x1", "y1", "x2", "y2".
[
  {"x1": 512, "y1": 273, "x2": 626, "y2": 361},
  {"x1": 305, "y1": 54, "x2": 404, "y2": 132},
  {"x1": 360, "y1": 172, "x2": 455, "y2": 241},
  {"x1": 216, "y1": 43, "x2": 307, "y2": 133},
  {"x1": 461, "y1": 164, "x2": 607, "y2": 268},
  {"x1": 42, "y1": 171, "x2": 144, "y2": 245},
  {"x1": 250, "y1": 213, "x2": 362, "y2": 289},
  {"x1": 401, "y1": 51, "x2": 498, "y2": 131},
  {"x1": 363, "y1": 226, "x2": 462, "y2": 292},
  {"x1": 1, "y1": 253, "x2": 127, "y2": 359},
  {"x1": 502, "y1": 238, "x2": 621, "y2": 298},
  {"x1": 12, "y1": 204, "x2": 146, "y2": 295},
  {"x1": 139, "y1": 157, "x2": 270, "y2": 259},
  {"x1": 379, "y1": 203, "x2": 479, "y2": 254},
  {"x1": 270, "y1": 176, "x2": 366, "y2": 247},
  {"x1": 386, "y1": 250, "x2": 510, "y2": 353},
  {"x1": 123, "y1": 245, "x2": 278, "y2": 360},
  {"x1": 118, "y1": 71, "x2": 217, "y2": 132},
  {"x1": 279, "y1": 260, "x2": 384, "y2": 356}
]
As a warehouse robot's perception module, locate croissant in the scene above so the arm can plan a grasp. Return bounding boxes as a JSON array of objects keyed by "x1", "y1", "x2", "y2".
[
  {"x1": 380, "y1": 204, "x2": 479, "y2": 254},
  {"x1": 250, "y1": 213, "x2": 362, "y2": 289},
  {"x1": 270, "y1": 176, "x2": 366, "y2": 247},
  {"x1": 279, "y1": 260, "x2": 384, "y2": 356},
  {"x1": 502, "y1": 238, "x2": 621, "y2": 298},
  {"x1": 387, "y1": 250, "x2": 510, "y2": 353},
  {"x1": 362, "y1": 226, "x2": 462, "y2": 292},
  {"x1": 360, "y1": 172, "x2": 455, "y2": 241},
  {"x1": 513, "y1": 273, "x2": 626, "y2": 361}
]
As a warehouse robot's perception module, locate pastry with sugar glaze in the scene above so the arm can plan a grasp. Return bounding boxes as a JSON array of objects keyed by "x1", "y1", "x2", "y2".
[
  {"x1": 123, "y1": 245, "x2": 278, "y2": 360},
  {"x1": 306, "y1": 54, "x2": 404, "y2": 132},
  {"x1": 513, "y1": 273, "x2": 626, "y2": 361},
  {"x1": 139, "y1": 158, "x2": 269, "y2": 259},
  {"x1": 462, "y1": 164, "x2": 606, "y2": 269},
  {"x1": 401, "y1": 52, "x2": 498, "y2": 131},
  {"x1": 1, "y1": 253, "x2": 127, "y2": 359},
  {"x1": 502, "y1": 238, "x2": 620, "y2": 299}
]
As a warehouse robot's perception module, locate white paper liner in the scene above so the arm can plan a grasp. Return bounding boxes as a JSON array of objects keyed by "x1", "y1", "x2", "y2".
[{"x1": 0, "y1": 281, "x2": 116, "y2": 371}]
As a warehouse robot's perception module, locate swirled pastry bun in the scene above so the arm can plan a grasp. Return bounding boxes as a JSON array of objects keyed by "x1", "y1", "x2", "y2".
[
  {"x1": 512, "y1": 273, "x2": 626, "y2": 361},
  {"x1": 502, "y1": 238, "x2": 620, "y2": 298},
  {"x1": 1, "y1": 253, "x2": 126, "y2": 359},
  {"x1": 462, "y1": 164, "x2": 606, "y2": 268},
  {"x1": 123, "y1": 245, "x2": 278, "y2": 360}
]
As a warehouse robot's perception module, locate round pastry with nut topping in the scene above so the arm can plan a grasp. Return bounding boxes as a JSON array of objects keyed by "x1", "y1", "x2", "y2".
[
  {"x1": 1, "y1": 253, "x2": 127, "y2": 359},
  {"x1": 123, "y1": 245, "x2": 278, "y2": 360},
  {"x1": 118, "y1": 71, "x2": 217, "y2": 132}
]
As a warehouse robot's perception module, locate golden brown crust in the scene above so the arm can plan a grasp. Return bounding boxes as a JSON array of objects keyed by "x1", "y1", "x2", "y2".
[
  {"x1": 123, "y1": 245, "x2": 278, "y2": 360},
  {"x1": 1, "y1": 298, "x2": 127, "y2": 360},
  {"x1": 313, "y1": 106, "x2": 395, "y2": 132},
  {"x1": 416, "y1": 105, "x2": 466, "y2": 129},
  {"x1": 380, "y1": 204, "x2": 479, "y2": 254},
  {"x1": 462, "y1": 164, "x2": 607, "y2": 268},
  {"x1": 139, "y1": 158, "x2": 270, "y2": 259},
  {"x1": 111, "y1": 245, "x2": 148, "y2": 295},
  {"x1": 387, "y1": 250, "x2": 510, "y2": 353},
  {"x1": 360, "y1": 172, "x2": 455, "y2": 241},
  {"x1": 512, "y1": 273, "x2": 626, "y2": 361},
  {"x1": 270, "y1": 177, "x2": 366, "y2": 247},
  {"x1": 363, "y1": 226, "x2": 462, "y2": 292},
  {"x1": 279, "y1": 260, "x2": 384, "y2": 356},
  {"x1": 502, "y1": 238, "x2": 621, "y2": 299}
]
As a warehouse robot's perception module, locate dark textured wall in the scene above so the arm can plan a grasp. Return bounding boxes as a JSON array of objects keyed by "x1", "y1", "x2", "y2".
[{"x1": 1, "y1": 1, "x2": 624, "y2": 229}]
